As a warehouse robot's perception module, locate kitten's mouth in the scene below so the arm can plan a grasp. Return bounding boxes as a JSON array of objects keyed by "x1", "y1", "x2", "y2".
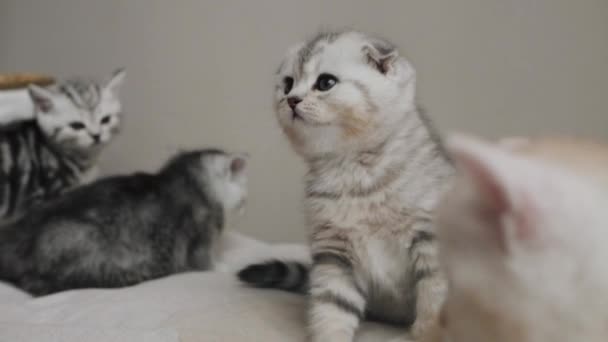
[{"x1": 291, "y1": 110, "x2": 304, "y2": 122}]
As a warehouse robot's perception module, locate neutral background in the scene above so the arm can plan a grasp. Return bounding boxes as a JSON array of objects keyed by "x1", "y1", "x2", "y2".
[{"x1": 1, "y1": 0, "x2": 607, "y2": 242}]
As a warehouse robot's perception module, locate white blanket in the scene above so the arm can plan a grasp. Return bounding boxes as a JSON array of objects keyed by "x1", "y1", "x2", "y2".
[
  {"x1": 0, "y1": 273, "x2": 405, "y2": 342},
  {"x1": 0, "y1": 233, "x2": 406, "y2": 341},
  {"x1": 0, "y1": 89, "x2": 35, "y2": 126}
]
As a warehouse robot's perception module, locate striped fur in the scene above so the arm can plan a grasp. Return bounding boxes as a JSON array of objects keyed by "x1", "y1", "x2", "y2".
[
  {"x1": 0, "y1": 149, "x2": 248, "y2": 296},
  {"x1": 242, "y1": 31, "x2": 453, "y2": 342},
  {"x1": 0, "y1": 122, "x2": 90, "y2": 223},
  {"x1": 0, "y1": 70, "x2": 125, "y2": 224}
]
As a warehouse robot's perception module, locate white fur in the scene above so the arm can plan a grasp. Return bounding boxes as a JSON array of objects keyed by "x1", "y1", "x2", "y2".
[
  {"x1": 437, "y1": 135, "x2": 608, "y2": 342},
  {"x1": 205, "y1": 153, "x2": 248, "y2": 212},
  {"x1": 29, "y1": 70, "x2": 125, "y2": 153},
  {"x1": 274, "y1": 31, "x2": 416, "y2": 159},
  {"x1": 206, "y1": 154, "x2": 311, "y2": 274}
]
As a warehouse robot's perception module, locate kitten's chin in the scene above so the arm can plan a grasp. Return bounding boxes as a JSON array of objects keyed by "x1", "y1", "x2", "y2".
[
  {"x1": 278, "y1": 109, "x2": 306, "y2": 126},
  {"x1": 81, "y1": 143, "x2": 106, "y2": 154}
]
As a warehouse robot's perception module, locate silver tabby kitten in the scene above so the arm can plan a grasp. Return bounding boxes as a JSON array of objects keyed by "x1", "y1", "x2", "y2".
[
  {"x1": 239, "y1": 31, "x2": 453, "y2": 341},
  {"x1": 0, "y1": 69, "x2": 125, "y2": 224},
  {"x1": 0, "y1": 149, "x2": 247, "y2": 296}
]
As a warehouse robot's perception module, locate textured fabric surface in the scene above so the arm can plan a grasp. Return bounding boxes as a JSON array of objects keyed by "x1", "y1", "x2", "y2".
[
  {"x1": 0, "y1": 323, "x2": 178, "y2": 342},
  {"x1": 0, "y1": 89, "x2": 34, "y2": 126},
  {"x1": 0, "y1": 272, "x2": 405, "y2": 341}
]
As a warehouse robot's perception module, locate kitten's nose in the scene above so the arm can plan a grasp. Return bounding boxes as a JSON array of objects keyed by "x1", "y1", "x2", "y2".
[
  {"x1": 287, "y1": 97, "x2": 302, "y2": 109},
  {"x1": 91, "y1": 134, "x2": 101, "y2": 143}
]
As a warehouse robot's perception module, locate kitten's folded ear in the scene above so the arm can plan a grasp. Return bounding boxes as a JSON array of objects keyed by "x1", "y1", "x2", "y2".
[
  {"x1": 104, "y1": 68, "x2": 126, "y2": 97},
  {"x1": 230, "y1": 153, "x2": 249, "y2": 174},
  {"x1": 28, "y1": 84, "x2": 55, "y2": 113},
  {"x1": 363, "y1": 38, "x2": 399, "y2": 75}
]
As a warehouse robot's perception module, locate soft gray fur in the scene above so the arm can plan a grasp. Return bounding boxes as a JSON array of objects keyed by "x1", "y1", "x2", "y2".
[{"x1": 0, "y1": 149, "x2": 247, "y2": 296}]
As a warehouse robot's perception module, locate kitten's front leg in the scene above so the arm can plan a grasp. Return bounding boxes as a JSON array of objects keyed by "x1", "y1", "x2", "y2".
[
  {"x1": 308, "y1": 254, "x2": 365, "y2": 342},
  {"x1": 387, "y1": 282, "x2": 446, "y2": 342},
  {"x1": 389, "y1": 304, "x2": 446, "y2": 342},
  {"x1": 410, "y1": 271, "x2": 446, "y2": 339},
  {"x1": 407, "y1": 227, "x2": 447, "y2": 339}
]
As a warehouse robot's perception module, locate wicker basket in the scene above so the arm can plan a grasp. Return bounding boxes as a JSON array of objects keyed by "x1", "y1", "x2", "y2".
[
  {"x1": 0, "y1": 73, "x2": 55, "y2": 90},
  {"x1": 0, "y1": 73, "x2": 55, "y2": 126}
]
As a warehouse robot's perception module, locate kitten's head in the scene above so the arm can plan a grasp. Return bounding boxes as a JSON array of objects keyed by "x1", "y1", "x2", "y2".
[
  {"x1": 436, "y1": 135, "x2": 608, "y2": 342},
  {"x1": 164, "y1": 149, "x2": 248, "y2": 214},
  {"x1": 274, "y1": 31, "x2": 416, "y2": 159},
  {"x1": 28, "y1": 69, "x2": 126, "y2": 156}
]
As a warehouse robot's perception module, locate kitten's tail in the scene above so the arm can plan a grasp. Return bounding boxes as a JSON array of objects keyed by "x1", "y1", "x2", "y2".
[{"x1": 237, "y1": 260, "x2": 310, "y2": 294}]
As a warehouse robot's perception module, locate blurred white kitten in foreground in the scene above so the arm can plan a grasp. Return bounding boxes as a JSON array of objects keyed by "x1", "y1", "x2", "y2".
[{"x1": 426, "y1": 135, "x2": 608, "y2": 342}]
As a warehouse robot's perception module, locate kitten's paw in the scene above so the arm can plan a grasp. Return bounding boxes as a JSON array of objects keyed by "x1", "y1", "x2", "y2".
[{"x1": 410, "y1": 319, "x2": 434, "y2": 340}]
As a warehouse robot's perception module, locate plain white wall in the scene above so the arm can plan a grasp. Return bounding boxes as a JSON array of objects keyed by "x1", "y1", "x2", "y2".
[{"x1": 1, "y1": 0, "x2": 607, "y2": 242}]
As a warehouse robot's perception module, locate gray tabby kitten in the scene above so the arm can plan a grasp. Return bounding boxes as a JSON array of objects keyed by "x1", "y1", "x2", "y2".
[
  {"x1": 239, "y1": 31, "x2": 453, "y2": 341},
  {"x1": 0, "y1": 69, "x2": 125, "y2": 224},
  {"x1": 0, "y1": 149, "x2": 247, "y2": 296}
]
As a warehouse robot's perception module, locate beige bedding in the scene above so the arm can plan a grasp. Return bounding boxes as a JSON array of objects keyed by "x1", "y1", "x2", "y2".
[
  {"x1": 0, "y1": 273, "x2": 405, "y2": 341},
  {"x1": 0, "y1": 235, "x2": 406, "y2": 342}
]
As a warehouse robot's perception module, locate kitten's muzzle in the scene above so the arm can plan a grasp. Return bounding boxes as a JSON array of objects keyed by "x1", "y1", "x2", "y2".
[
  {"x1": 90, "y1": 134, "x2": 101, "y2": 144},
  {"x1": 287, "y1": 96, "x2": 302, "y2": 109},
  {"x1": 287, "y1": 97, "x2": 304, "y2": 121}
]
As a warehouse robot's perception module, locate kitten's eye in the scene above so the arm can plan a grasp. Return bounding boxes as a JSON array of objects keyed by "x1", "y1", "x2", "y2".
[
  {"x1": 315, "y1": 74, "x2": 338, "y2": 91},
  {"x1": 283, "y1": 77, "x2": 294, "y2": 95},
  {"x1": 69, "y1": 122, "x2": 86, "y2": 130},
  {"x1": 100, "y1": 116, "x2": 111, "y2": 125}
]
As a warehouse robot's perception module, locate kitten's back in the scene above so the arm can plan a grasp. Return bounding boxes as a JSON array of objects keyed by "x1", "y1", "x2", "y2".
[{"x1": 505, "y1": 137, "x2": 608, "y2": 190}]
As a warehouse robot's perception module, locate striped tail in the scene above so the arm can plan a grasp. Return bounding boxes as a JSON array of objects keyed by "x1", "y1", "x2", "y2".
[{"x1": 237, "y1": 260, "x2": 310, "y2": 294}]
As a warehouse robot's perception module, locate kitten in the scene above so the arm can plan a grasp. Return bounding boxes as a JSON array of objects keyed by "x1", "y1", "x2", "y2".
[
  {"x1": 239, "y1": 31, "x2": 453, "y2": 341},
  {"x1": 0, "y1": 149, "x2": 247, "y2": 296},
  {"x1": 0, "y1": 69, "x2": 125, "y2": 224},
  {"x1": 432, "y1": 135, "x2": 608, "y2": 342}
]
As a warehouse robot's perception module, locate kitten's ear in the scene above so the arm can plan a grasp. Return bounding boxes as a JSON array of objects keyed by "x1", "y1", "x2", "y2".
[
  {"x1": 363, "y1": 38, "x2": 399, "y2": 75},
  {"x1": 230, "y1": 153, "x2": 248, "y2": 175},
  {"x1": 104, "y1": 68, "x2": 126, "y2": 97},
  {"x1": 28, "y1": 85, "x2": 55, "y2": 113}
]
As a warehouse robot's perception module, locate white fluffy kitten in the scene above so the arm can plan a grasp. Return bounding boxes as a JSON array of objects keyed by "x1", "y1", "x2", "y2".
[{"x1": 432, "y1": 135, "x2": 608, "y2": 342}]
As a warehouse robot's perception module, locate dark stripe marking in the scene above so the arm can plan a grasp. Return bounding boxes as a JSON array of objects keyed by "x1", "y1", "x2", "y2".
[
  {"x1": 313, "y1": 252, "x2": 352, "y2": 269},
  {"x1": 313, "y1": 291, "x2": 365, "y2": 319}
]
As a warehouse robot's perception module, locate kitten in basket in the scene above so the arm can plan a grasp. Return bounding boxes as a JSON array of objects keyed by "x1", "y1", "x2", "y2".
[
  {"x1": 0, "y1": 70, "x2": 125, "y2": 224},
  {"x1": 426, "y1": 135, "x2": 608, "y2": 342}
]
